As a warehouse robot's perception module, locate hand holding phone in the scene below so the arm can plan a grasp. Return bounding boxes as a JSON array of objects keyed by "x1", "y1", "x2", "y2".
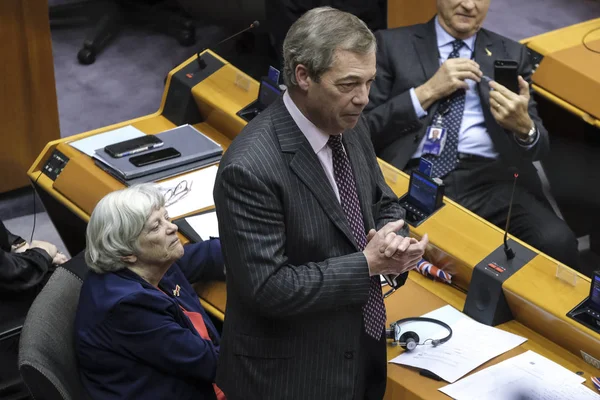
[
  {"x1": 488, "y1": 62, "x2": 534, "y2": 137},
  {"x1": 493, "y1": 59, "x2": 519, "y2": 94}
]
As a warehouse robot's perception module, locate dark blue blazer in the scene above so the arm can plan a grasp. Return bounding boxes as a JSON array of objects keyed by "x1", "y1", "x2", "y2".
[{"x1": 75, "y1": 239, "x2": 224, "y2": 400}]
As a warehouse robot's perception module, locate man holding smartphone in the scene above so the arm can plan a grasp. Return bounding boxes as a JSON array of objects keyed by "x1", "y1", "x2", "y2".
[{"x1": 365, "y1": 0, "x2": 580, "y2": 270}]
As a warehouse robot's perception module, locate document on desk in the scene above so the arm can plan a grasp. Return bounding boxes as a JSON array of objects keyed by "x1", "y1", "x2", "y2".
[
  {"x1": 439, "y1": 350, "x2": 600, "y2": 400},
  {"x1": 155, "y1": 165, "x2": 218, "y2": 218},
  {"x1": 389, "y1": 305, "x2": 527, "y2": 383},
  {"x1": 186, "y1": 211, "x2": 219, "y2": 239},
  {"x1": 68, "y1": 125, "x2": 145, "y2": 157}
]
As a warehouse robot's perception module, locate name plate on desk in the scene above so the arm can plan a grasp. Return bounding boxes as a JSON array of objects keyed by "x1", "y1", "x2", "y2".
[
  {"x1": 568, "y1": 271, "x2": 600, "y2": 335},
  {"x1": 398, "y1": 170, "x2": 445, "y2": 227}
]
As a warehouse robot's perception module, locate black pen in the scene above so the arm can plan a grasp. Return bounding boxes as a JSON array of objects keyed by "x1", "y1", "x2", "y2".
[
  {"x1": 419, "y1": 369, "x2": 443, "y2": 381},
  {"x1": 383, "y1": 287, "x2": 396, "y2": 299}
]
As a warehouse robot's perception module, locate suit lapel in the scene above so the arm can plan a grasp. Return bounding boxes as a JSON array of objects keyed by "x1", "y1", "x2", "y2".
[
  {"x1": 413, "y1": 18, "x2": 440, "y2": 83},
  {"x1": 413, "y1": 18, "x2": 442, "y2": 119},
  {"x1": 474, "y1": 29, "x2": 514, "y2": 159},
  {"x1": 273, "y1": 98, "x2": 358, "y2": 249},
  {"x1": 475, "y1": 29, "x2": 495, "y2": 112}
]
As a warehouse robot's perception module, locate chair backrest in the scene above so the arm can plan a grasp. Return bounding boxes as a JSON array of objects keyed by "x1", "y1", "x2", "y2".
[{"x1": 18, "y1": 252, "x2": 89, "y2": 400}]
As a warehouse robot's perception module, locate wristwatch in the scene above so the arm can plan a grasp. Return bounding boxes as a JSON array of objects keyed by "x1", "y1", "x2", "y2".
[
  {"x1": 515, "y1": 124, "x2": 537, "y2": 145},
  {"x1": 11, "y1": 237, "x2": 27, "y2": 251}
]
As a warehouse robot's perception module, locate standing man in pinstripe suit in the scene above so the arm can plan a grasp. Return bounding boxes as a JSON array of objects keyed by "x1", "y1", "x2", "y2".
[{"x1": 214, "y1": 7, "x2": 429, "y2": 400}]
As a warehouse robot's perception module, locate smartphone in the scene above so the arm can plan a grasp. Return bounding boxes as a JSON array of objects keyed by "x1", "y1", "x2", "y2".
[
  {"x1": 129, "y1": 147, "x2": 181, "y2": 167},
  {"x1": 494, "y1": 59, "x2": 519, "y2": 94},
  {"x1": 105, "y1": 135, "x2": 163, "y2": 158}
]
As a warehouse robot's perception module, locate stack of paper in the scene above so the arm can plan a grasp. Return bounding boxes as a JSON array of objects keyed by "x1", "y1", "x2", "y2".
[
  {"x1": 68, "y1": 125, "x2": 145, "y2": 157},
  {"x1": 440, "y1": 350, "x2": 600, "y2": 400},
  {"x1": 389, "y1": 305, "x2": 527, "y2": 383},
  {"x1": 185, "y1": 211, "x2": 219, "y2": 239}
]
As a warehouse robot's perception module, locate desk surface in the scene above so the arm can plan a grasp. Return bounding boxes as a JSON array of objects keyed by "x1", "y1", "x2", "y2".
[
  {"x1": 28, "y1": 50, "x2": 600, "y2": 399},
  {"x1": 525, "y1": 18, "x2": 600, "y2": 126},
  {"x1": 385, "y1": 275, "x2": 600, "y2": 398}
]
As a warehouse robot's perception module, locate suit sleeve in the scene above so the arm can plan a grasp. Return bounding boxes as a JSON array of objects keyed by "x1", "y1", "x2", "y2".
[
  {"x1": 365, "y1": 30, "x2": 425, "y2": 153},
  {"x1": 374, "y1": 173, "x2": 408, "y2": 237},
  {"x1": 357, "y1": 120, "x2": 411, "y2": 287},
  {"x1": 214, "y1": 163, "x2": 370, "y2": 319},
  {"x1": 357, "y1": 118, "x2": 409, "y2": 237},
  {"x1": 177, "y1": 239, "x2": 225, "y2": 284},
  {"x1": 107, "y1": 292, "x2": 219, "y2": 382},
  {"x1": 0, "y1": 248, "x2": 53, "y2": 293},
  {"x1": 516, "y1": 44, "x2": 549, "y2": 161}
]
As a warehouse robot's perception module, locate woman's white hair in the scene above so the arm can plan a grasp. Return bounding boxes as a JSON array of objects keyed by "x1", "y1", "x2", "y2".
[{"x1": 85, "y1": 184, "x2": 165, "y2": 274}]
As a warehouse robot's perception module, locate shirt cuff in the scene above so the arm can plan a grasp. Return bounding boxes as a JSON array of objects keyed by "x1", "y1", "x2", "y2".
[
  {"x1": 28, "y1": 247, "x2": 53, "y2": 265},
  {"x1": 513, "y1": 126, "x2": 539, "y2": 149},
  {"x1": 409, "y1": 88, "x2": 428, "y2": 118}
]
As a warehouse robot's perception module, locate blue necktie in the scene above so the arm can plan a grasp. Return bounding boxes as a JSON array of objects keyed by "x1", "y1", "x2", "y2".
[
  {"x1": 328, "y1": 134, "x2": 386, "y2": 340},
  {"x1": 424, "y1": 39, "x2": 466, "y2": 178}
]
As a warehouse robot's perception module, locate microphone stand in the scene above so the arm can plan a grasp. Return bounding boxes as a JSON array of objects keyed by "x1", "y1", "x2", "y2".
[
  {"x1": 197, "y1": 21, "x2": 260, "y2": 70},
  {"x1": 503, "y1": 172, "x2": 519, "y2": 260}
]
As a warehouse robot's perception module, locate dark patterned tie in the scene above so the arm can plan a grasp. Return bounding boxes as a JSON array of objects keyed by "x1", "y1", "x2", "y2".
[
  {"x1": 328, "y1": 134, "x2": 386, "y2": 340},
  {"x1": 424, "y1": 39, "x2": 467, "y2": 178}
]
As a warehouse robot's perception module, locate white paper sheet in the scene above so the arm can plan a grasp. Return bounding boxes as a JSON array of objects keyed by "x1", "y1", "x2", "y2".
[
  {"x1": 389, "y1": 305, "x2": 527, "y2": 383},
  {"x1": 69, "y1": 125, "x2": 145, "y2": 157},
  {"x1": 155, "y1": 165, "x2": 218, "y2": 218},
  {"x1": 439, "y1": 350, "x2": 600, "y2": 400},
  {"x1": 185, "y1": 211, "x2": 219, "y2": 239}
]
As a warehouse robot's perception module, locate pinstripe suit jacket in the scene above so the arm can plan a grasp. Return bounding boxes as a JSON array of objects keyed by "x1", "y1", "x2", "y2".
[{"x1": 213, "y1": 96, "x2": 408, "y2": 400}]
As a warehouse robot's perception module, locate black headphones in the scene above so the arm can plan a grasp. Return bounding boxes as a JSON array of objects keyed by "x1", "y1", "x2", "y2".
[{"x1": 385, "y1": 317, "x2": 453, "y2": 351}]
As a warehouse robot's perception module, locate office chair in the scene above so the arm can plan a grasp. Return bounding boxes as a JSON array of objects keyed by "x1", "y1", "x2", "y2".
[
  {"x1": 18, "y1": 252, "x2": 89, "y2": 400},
  {"x1": 0, "y1": 317, "x2": 29, "y2": 400},
  {"x1": 49, "y1": 0, "x2": 196, "y2": 65},
  {"x1": 0, "y1": 287, "x2": 52, "y2": 400}
]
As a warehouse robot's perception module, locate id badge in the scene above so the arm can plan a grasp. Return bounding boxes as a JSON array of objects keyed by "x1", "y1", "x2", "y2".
[{"x1": 422, "y1": 126, "x2": 447, "y2": 156}]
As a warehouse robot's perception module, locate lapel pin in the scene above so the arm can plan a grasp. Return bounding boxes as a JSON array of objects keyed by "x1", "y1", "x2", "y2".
[
  {"x1": 485, "y1": 48, "x2": 492, "y2": 56},
  {"x1": 173, "y1": 284, "x2": 181, "y2": 297}
]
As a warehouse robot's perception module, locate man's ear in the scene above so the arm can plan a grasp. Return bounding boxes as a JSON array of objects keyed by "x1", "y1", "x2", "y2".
[
  {"x1": 121, "y1": 255, "x2": 137, "y2": 264},
  {"x1": 295, "y1": 64, "x2": 312, "y2": 91}
]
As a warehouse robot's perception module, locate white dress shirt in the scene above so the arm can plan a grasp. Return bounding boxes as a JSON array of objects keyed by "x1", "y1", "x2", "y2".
[
  {"x1": 283, "y1": 90, "x2": 341, "y2": 203},
  {"x1": 410, "y1": 17, "x2": 501, "y2": 159}
]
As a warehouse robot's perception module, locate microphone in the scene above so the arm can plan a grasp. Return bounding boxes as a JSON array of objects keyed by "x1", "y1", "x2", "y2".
[
  {"x1": 197, "y1": 20, "x2": 260, "y2": 70},
  {"x1": 503, "y1": 169, "x2": 519, "y2": 260}
]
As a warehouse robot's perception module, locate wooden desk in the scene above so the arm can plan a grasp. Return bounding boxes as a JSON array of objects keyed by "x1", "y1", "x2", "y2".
[
  {"x1": 0, "y1": 0, "x2": 60, "y2": 192},
  {"x1": 524, "y1": 18, "x2": 600, "y2": 128},
  {"x1": 29, "y1": 50, "x2": 600, "y2": 399},
  {"x1": 387, "y1": 0, "x2": 436, "y2": 29},
  {"x1": 384, "y1": 276, "x2": 600, "y2": 398},
  {"x1": 521, "y1": 20, "x2": 600, "y2": 253}
]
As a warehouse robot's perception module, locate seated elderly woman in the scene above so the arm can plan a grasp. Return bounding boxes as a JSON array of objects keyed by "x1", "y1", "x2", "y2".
[{"x1": 75, "y1": 184, "x2": 226, "y2": 400}]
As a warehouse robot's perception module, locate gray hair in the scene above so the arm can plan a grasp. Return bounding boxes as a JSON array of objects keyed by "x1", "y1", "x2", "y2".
[
  {"x1": 282, "y1": 6, "x2": 376, "y2": 88},
  {"x1": 85, "y1": 184, "x2": 165, "y2": 274}
]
